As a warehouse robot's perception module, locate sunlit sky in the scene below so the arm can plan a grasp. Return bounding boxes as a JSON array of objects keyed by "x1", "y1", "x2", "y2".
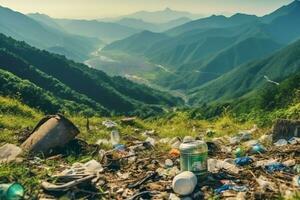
[{"x1": 0, "y1": 0, "x2": 294, "y2": 19}]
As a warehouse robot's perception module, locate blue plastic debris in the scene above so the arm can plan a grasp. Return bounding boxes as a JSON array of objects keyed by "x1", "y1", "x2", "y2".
[
  {"x1": 251, "y1": 143, "x2": 266, "y2": 154},
  {"x1": 214, "y1": 184, "x2": 231, "y2": 194},
  {"x1": 235, "y1": 157, "x2": 253, "y2": 166},
  {"x1": 231, "y1": 185, "x2": 248, "y2": 192},
  {"x1": 114, "y1": 144, "x2": 125, "y2": 151},
  {"x1": 215, "y1": 184, "x2": 248, "y2": 194},
  {"x1": 265, "y1": 163, "x2": 287, "y2": 173}
]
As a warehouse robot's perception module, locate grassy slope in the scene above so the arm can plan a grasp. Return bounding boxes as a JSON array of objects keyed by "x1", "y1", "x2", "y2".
[{"x1": 0, "y1": 95, "x2": 255, "y2": 196}]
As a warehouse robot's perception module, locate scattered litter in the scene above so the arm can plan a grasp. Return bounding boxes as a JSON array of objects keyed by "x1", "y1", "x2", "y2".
[
  {"x1": 165, "y1": 159, "x2": 174, "y2": 168},
  {"x1": 234, "y1": 157, "x2": 253, "y2": 166},
  {"x1": 102, "y1": 120, "x2": 117, "y2": 128},
  {"x1": 172, "y1": 171, "x2": 197, "y2": 195},
  {"x1": 111, "y1": 130, "x2": 120, "y2": 146},
  {"x1": 256, "y1": 175, "x2": 278, "y2": 192},
  {"x1": 288, "y1": 137, "x2": 300, "y2": 145},
  {"x1": 114, "y1": 144, "x2": 126, "y2": 152},
  {"x1": 145, "y1": 137, "x2": 156, "y2": 147},
  {"x1": 292, "y1": 176, "x2": 300, "y2": 187},
  {"x1": 258, "y1": 134, "x2": 273, "y2": 145},
  {"x1": 274, "y1": 139, "x2": 288, "y2": 146},
  {"x1": 208, "y1": 159, "x2": 240, "y2": 174},
  {"x1": 265, "y1": 163, "x2": 287, "y2": 173},
  {"x1": 0, "y1": 183, "x2": 24, "y2": 200},
  {"x1": 234, "y1": 147, "x2": 245, "y2": 158},
  {"x1": 180, "y1": 138, "x2": 208, "y2": 176},
  {"x1": 293, "y1": 164, "x2": 300, "y2": 174},
  {"x1": 183, "y1": 136, "x2": 195, "y2": 143},
  {"x1": 250, "y1": 143, "x2": 267, "y2": 154},
  {"x1": 215, "y1": 184, "x2": 247, "y2": 194},
  {"x1": 169, "y1": 137, "x2": 181, "y2": 149},
  {"x1": 283, "y1": 159, "x2": 296, "y2": 167},
  {"x1": 120, "y1": 117, "x2": 136, "y2": 125},
  {"x1": 271, "y1": 119, "x2": 300, "y2": 141},
  {"x1": 169, "y1": 148, "x2": 180, "y2": 158},
  {"x1": 0, "y1": 143, "x2": 23, "y2": 163},
  {"x1": 4, "y1": 118, "x2": 300, "y2": 199}
]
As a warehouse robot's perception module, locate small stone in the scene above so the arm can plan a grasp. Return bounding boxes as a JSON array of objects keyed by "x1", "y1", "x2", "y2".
[
  {"x1": 169, "y1": 193, "x2": 180, "y2": 200},
  {"x1": 258, "y1": 134, "x2": 273, "y2": 145},
  {"x1": 283, "y1": 159, "x2": 296, "y2": 167},
  {"x1": 169, "y1": 137, "x2": 181, "y2": 149},
  {"x1": 0, "y1": 143, "x2": 23, "y2": 163},
  {"x1": 274, "y1": 139, "x2": 288, "y2": 146},
  {"x1": 165, "y1": 159, "x2": 174, "y2": 168},
  {"x1": 145, "y1": 137, "x2": 156, "y2": 146},
  {"x1": 102, "y1": 120, "x2": 117, "y2": 128},
  {"x1": 160, "y1": 138, "x2": 171, "y2": 144},
  {"x1": 146, "y1": 182, "x2": 165, "y2": 191},
  {"x1": 183, "y1": 136, "x2": 195, "y2": 143}
]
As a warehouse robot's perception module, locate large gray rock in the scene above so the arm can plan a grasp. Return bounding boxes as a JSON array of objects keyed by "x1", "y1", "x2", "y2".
[
  {"x1": 0, "y1": 143, "x2": 23, "y2": 163},
  {"x1": 271, "y1": 119, "x2": 300, "y2": 141},
  {"x1": 21, "y1": 114, "x2": 79, "y2": 154}
]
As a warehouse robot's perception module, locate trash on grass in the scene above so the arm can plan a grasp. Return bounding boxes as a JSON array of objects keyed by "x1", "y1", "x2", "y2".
[
  {"x1": 180, "y1": 138, "x2": 208, "y2": 176},
  {"x1": 234, "y1": 157, "x2": 253, "y2": 166},
  {"x1": 0, "y1": 183, "x2": 24, "y2": 200},
  {"x1": 172, "y1": 171, "x2": 197, "y2": 196}
]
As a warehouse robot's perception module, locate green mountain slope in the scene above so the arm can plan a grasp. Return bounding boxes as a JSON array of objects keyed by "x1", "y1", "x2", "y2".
[
  {"x1": 55, "y1": 19, "x2": 139, "y2": 42},
  {"x1": 116, "y1": 17, "x2": 191, "y2": 32},
  {"x1": 189, "y1": 39, "x2": 300, "y2": 104},
  {"x1": 28, "y1": 13, "x2": 63, "y2": 30},
  {"x1": 262, "y1": 0, "x2": 300, "y2": 23},
  {"x1": 104, "y1": 31, "x2": 170, "y2": 55},
  {"x1": 263, "y1": 2, "x2": 300, "y2": 44},
  {"x1": 0, "y1": 6, "x2": 100, "y2": 61},
  {"x1": 166, "y1": 13, "x2": 259, "y2": 36},
  {"x1": 162, "y1": 37, "x2": 282, "y2": 90},
  {"x1": 0, "y1": 34, "x2": 182, "y2": 116}
]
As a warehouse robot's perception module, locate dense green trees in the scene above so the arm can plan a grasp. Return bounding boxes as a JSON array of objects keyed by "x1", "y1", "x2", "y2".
[{"x1": 0, "y1": 33, "x2": 182, "y2": 116}]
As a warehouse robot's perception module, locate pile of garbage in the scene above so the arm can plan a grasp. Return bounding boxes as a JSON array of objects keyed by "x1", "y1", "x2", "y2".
[{"x1": 0, "y1": 115, "x2": 299, "y2": 199}]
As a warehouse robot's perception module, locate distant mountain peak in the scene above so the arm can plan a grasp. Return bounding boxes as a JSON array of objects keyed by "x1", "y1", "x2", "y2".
[
  {"x1": 262, "y1": 0, "x2": 300, "y2": 23},
  {"x1": 164, "y1": 7, "x2": 172, "y2": 11}
]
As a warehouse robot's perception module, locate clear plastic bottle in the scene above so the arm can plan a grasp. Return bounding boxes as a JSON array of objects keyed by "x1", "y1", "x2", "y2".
[{"x1": 179, "y1": 139, "x2": 208, "y2": 177}]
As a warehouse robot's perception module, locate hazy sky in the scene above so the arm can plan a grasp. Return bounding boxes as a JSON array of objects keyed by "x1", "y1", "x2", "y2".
[{"x1": 0, "y1": 0, "x2": 294, "y2": 19}]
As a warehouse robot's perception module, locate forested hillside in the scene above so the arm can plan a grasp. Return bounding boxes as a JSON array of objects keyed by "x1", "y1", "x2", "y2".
[{"x1": 0, "y1": 34, "x2": 182, "y2": 116}]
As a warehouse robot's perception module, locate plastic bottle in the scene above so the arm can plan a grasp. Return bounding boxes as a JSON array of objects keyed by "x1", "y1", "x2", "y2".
[
  {"x1": 110, "y1": 130, "x2": 120, "y2": 146},
  {"x1": 179, "y1": 137, "x2": 208, "y2": 177}
]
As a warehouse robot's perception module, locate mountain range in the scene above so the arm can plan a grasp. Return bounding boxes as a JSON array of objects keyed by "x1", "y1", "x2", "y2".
[
  {"x1": 0, "y1": 6, "x2": 101, "y2": 62},
  {"x1": 101, "y1": 7, "x2": 202, "y2": 24},
  {"x1": 0, "y1": 1, "x2": 299, "y2": 115},
  {"x1": 103, "y1": 0, "x2": 300, "y2": 105}
]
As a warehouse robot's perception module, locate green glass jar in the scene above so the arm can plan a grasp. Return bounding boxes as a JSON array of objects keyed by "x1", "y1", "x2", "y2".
[
  {"x1": 179, "y1": 139, "x2": 208, "y2": 177},
  {"x1": 0, "y1": 183, "x2": 24, "y2": 200}
]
